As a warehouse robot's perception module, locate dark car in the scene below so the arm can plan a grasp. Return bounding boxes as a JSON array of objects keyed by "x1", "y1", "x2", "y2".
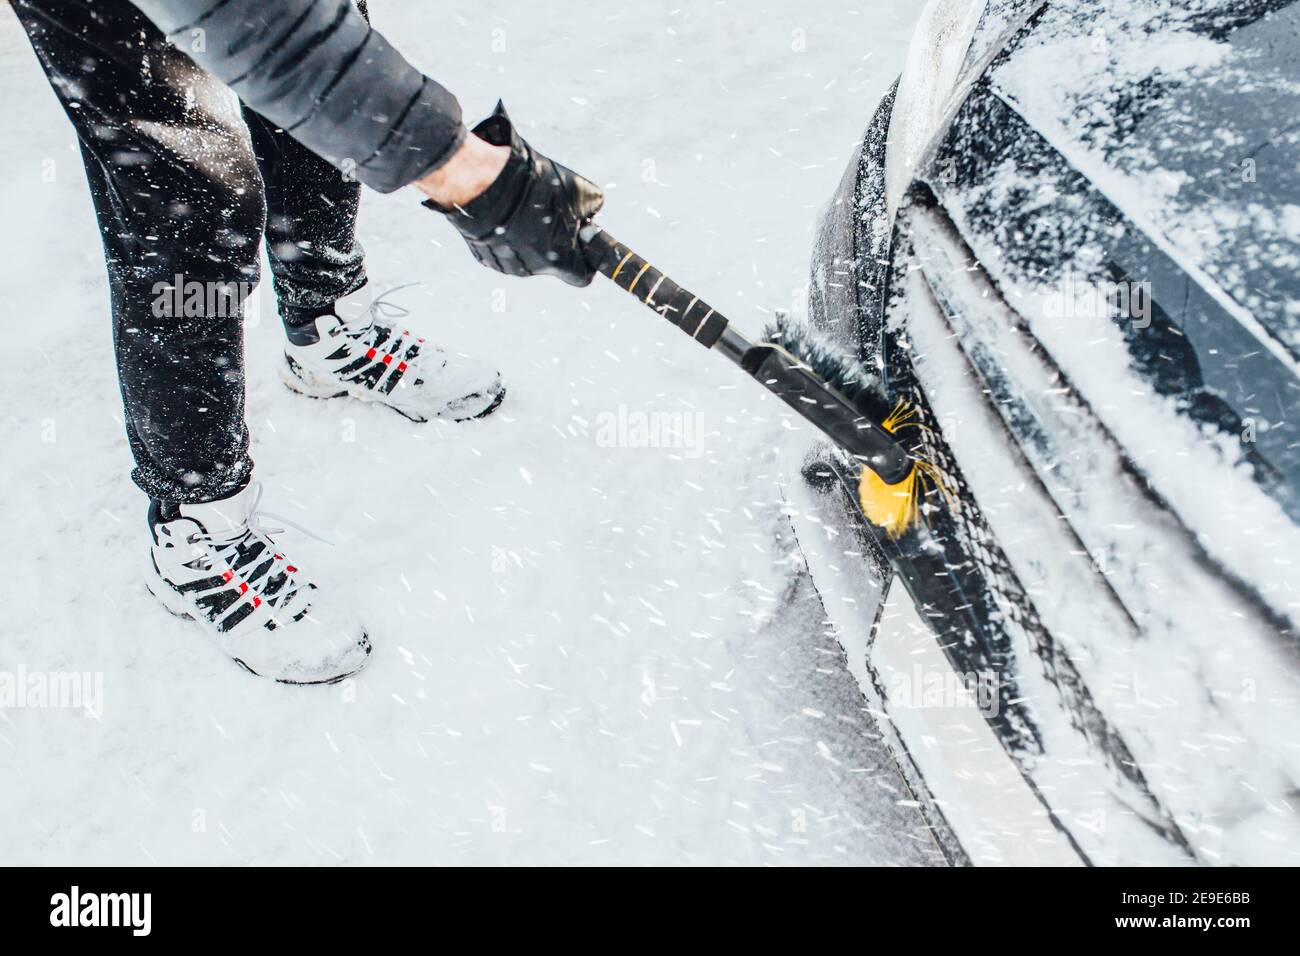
[{"x1": 792, "y1": 0, "x2": 1300, "y2": 865}]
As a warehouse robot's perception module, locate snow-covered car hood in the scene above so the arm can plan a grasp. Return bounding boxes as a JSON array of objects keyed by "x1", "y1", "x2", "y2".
[
  {"x1": 921, "y1": 0, "x2": 1300, "y2": 578},
  {"x1": 989, "y1": 0, "x2": 1300, "y2": 369},
  {"x1": 887, "y1": 0, "x2": 1300, "y2": 370}
]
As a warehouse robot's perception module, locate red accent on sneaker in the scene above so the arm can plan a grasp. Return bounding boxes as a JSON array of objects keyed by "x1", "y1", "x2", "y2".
[
  {"x1": 397, "y1": 361, "x2": 407, "y2": 373},
  {"x1": 253, "y1": 596, "x2": 261, "y2": 609},
  {"x1": 239, "y1": 582, "x2": 248, "y2": 594},
  {"x1": 222, "y1": 570, "x2": 234, "y2": 583},
  {"x1": 286, "y1": 565, "x2": 297, "y2": 573},
  {"x1": 365, "y1": 347, "x2": 377, "y2": 360},
  {"x1": 382, "y1": 354, "x2": 393, "y2": 365}
]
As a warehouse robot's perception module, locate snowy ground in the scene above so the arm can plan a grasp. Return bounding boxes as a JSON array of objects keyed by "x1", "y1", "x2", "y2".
[{"x1": 0, "y1": 1, "x2": 946, "y2": 864}]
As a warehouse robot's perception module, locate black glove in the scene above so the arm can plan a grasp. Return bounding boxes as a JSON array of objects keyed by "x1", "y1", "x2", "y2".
[{"x1": 426, "y1": 102, "x2": 604, "y2": 287}]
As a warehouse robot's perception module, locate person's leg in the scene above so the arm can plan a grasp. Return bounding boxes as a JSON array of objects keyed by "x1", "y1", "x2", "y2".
[
  {"x1": 14, "y1": 0, "x2": 264, "y2": 504},
  {"x1": 15, "y1": 0, "x2": 371, "y2": 682},
  {"x1": 244, "y1": 0, "x2": 370, "y2": 337}
]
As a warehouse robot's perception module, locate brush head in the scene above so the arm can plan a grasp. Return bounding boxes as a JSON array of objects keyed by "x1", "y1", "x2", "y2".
[
  {"x1": 856, "y1": 401, "x2": 959, "y2": 539},
  {"x1": 760, "y1": 312, "x2": 894, "y2": 426},
  {"x1": 760, "y1": 315, "x2": 954, "y2": 540}
]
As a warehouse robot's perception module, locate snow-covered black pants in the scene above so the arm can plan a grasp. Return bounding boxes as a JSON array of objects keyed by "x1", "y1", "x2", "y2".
[{"x1": 14, "y1": 0, "x2": 372, "y2": 504}]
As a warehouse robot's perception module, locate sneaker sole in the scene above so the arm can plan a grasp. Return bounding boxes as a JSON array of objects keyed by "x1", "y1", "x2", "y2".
[{"x1": 279, "y1": 360, "x2": 505, "y2": 423}]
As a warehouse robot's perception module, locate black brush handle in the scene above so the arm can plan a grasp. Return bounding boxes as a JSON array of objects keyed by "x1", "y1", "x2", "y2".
[
  {"x1": 581, "y1": 227, "x2": 913, "y2": 484},
  {"x1": 741, "y1": 345, "x2": 913, "y2": 483},
  {"x1": 583, "y1": 228, "x2": 730, "y2": 348}
]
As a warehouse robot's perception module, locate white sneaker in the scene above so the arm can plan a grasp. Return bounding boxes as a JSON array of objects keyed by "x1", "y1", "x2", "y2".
[
  {"x1": 144, "y1": 483, "x2": 372, "y2": 685},
  {"x1": 280, "y1": 284, "x2": 506, "y2": 422}
]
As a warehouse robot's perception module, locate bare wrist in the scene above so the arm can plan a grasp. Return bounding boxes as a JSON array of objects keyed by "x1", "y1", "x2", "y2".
[{"x1": 415, "y1": 133, "x2": 510, "y2": 208}]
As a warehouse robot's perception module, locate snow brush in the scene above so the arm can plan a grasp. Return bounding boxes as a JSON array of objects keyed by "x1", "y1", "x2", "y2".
[{"x1": 581, "y1": 226, "x2": 946, "y2": 538}]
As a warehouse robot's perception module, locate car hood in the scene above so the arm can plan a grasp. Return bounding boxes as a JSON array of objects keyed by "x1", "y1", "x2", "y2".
[
  {"x1": 910, "y1": 0, "x2": 1300, "y2": 594},
  {"x1": 989, "y1": 0, "x2": 1300, "y2": 365}
]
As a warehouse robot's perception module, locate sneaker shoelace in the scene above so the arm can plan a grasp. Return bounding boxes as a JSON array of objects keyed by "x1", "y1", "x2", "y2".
[
  {"x1": 184, "y1": 483, "x2": 327, "y2": 631},
  {"x1": 327, "y1": 284, "x2": 430, "y2": 394}
]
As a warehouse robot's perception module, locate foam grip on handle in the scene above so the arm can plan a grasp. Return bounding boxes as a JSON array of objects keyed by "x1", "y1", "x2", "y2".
[{"x1": 584, "y1": 230, "x2": 729, "y2": 348}]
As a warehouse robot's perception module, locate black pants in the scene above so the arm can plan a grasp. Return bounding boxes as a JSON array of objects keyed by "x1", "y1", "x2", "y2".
[{"x1": 15, "y1": 0, "x2": 371, "y2": 504}]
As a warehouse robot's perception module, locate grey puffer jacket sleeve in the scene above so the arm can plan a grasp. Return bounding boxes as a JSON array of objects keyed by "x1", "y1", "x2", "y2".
[{"x1": 130, "y1": 0, "x2": 467, "y2": 192}]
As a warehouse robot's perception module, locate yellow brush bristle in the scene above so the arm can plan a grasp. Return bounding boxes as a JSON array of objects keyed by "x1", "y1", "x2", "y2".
[{"x1": 857, "y1": 402, "x2": 950, "y2": 539}]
